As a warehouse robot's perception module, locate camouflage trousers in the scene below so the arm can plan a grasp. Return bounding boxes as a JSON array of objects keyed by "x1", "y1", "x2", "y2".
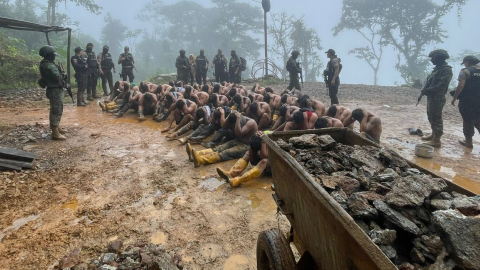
[
  {"x1": 287, "y1": 74, "x2": 301, "y2": 90},
  {"x1": 426, "y1": 95, "x2": 446, "y2": 137},
  {"x1": 46, "y1": 87, "x2": 64, "y2": 127},
  {"x1": 213, "y1": 140, "x2": 249, "y2": 161},
  {"x1": 177, "y1": 71, "x2": 190, "y2": 84}
]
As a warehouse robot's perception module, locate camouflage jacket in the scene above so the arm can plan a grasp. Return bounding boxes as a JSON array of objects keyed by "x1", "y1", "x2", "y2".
[
  {"x1": 175, "y1": 56, "x2": 191, "y2": 72},
  {"x1": 287, "y1": 57, "x2": 301, "y2": 75},
  {"x1": 39, "y1": 59, "x2": 63, "y2": 88},
  {"x1": 422, "y1": 63, "x2": 453, "y2": 97}
]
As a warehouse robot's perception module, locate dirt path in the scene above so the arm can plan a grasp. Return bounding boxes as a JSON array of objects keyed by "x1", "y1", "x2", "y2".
[{"x1": 0, "y1": 84, "x2": 479, "y2": 269}]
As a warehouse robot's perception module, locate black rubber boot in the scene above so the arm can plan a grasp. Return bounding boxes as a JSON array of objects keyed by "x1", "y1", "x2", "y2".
[{"x1": 202, "y1": 129, "x2": 227, "y2": 148}]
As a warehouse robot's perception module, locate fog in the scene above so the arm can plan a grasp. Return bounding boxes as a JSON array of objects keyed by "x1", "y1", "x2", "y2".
[{"x1": 57, "y1": 0, "x2": 480, "y2": 86}]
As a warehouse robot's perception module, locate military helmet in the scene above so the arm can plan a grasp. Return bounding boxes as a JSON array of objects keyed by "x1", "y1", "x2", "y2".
[
  {"x1": 428, "y1": 49, "x2": 450, "y2": 60},
  {"x1": 74, "y1": 46, "x2": 83, "y2": 53},
  {"x1": 180, "y1": 49, "x2": 186, "y2": 54},
  {"x1": 200, "y1": 49, "x2": 204, "y2": 53},
  {"x1": 39, "y1": 46, "x2": 57, "y2": 57},
  {"x1": 103, "y1": 45, "x2": 109, "y2": 50},
  {"x1": 231, "y1": 50, "x2": 236, "y2": 54},
  {"x1": 124, "y1": 46, "x2": 129, "y2": 50},
  {"x1": 87, "y1": 42, "x2": 93, "y2": 47},
  {"x1": 292, "y1": 50, "x2": 300, "y2": 56}
]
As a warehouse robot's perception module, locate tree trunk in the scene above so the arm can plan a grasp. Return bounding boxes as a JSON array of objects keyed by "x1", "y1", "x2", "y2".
[{"x1": 373, "y1": 68, "x2": 378, "y2": 86}]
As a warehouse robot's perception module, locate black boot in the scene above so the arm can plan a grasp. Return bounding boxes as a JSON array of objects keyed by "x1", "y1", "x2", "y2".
[{"x1": 191, "y1": 124, "x2": 215, "y2": 140}]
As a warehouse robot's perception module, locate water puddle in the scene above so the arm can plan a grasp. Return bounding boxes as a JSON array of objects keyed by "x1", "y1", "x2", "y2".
[
  {"x1": 150, "y1": 231, "x2": 167, "y2": 245},
  {"x1": 163, "y1": 188, "x2": 184, "y2": 210},
  {"x1": 112, "y1": 116, "x2": 161, "y2": 130},
  {"x1": 0, "y1": 214, "x2": 41, "y2": 243},
  {"x1": 129, "y1": 190, "x2": 163, "y2": 208},
  {"x1": 103, "y1": 147, "x2": 131, "y2": 158},
  {"x1": 198, "y1": 178, "x2": 225, "y2": 191},
  {"x1": 413, "y1": 158, "x2": 480, "y2": 194},
  {"x1": 61, "y1": 196, "x2": 78, "y2": 211},
  {"x1": 223, "y1": 255, "x2": 250, "y2": 270}
]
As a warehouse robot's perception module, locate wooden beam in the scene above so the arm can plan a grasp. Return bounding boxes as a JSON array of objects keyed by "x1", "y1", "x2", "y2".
[
  {"x1": 0, "y1": 162, "x2": 22, "y2": 171},
  {"x1": 0, "y1": 147, "x2": 36, "y2": 162},
  {"x1": 0, "y1": 158, "x2": 33, "y2": 169}
]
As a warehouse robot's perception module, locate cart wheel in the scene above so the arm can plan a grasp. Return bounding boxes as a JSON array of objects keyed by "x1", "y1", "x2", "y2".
[{"x1": 256, "y1": 229, "x2": 296, "y2": 270}]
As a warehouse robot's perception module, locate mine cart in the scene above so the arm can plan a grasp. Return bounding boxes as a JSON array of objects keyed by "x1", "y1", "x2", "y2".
[{"x1": 256, "y1": 128, "x2": 476, "y2": 270}]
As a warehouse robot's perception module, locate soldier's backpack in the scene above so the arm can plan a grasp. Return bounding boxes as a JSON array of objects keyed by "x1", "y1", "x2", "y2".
[
  {"x1": 286, "y1": 60, "x2": 295, "y2": 73},
  {"x1": 240, "y1": 57, "x2": 247, "y2": 71}
]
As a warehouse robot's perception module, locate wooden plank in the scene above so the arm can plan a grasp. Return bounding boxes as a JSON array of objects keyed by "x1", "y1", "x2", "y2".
[
  {"x1": 0, "y1": 158, "x2": 33, "y2": 169},
  {"x1": 0, "y1": 147, "x2": 36, "y2": 162},
  {"x1": 0, "y1": 162, "x2": 22, "y2": 171}
]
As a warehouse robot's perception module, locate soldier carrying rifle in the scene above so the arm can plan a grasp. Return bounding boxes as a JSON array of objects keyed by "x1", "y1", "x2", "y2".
[{"x1": 286, "y1": 50, "x2": 302, "y2": 91}]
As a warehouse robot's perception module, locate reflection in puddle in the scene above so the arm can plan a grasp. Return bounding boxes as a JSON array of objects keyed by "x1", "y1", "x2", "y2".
[
  {"x1": 198, "y1": 178, "x2": 225, "y2": 191},
  {"x1": 129, "y1": 190, "x2": 163, "y2": 208},
  {"x1": 247, "y1": 192, "x2": 261, "y2": 209},
  {"x1": 151, "y1": 231, "x2": 167, "y2": 245},
  {"x1": 0, "y1": 214, "x2": 41, "y2": 243}
]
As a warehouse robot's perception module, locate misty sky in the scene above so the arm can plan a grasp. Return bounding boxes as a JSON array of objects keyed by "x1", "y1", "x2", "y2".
[{"x1": 56, "y1": 0, "x2": 480, "y2": 86}]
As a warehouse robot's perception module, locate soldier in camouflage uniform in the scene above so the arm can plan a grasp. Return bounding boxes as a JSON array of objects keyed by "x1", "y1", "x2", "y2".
[
  {"x1": 420, "y1": 49, "x2": 453, "y2": 147},
  {"x1": 286, "y1": 50, "x2": 302, "y2": 91},
  {"x1": 195, "y1": 49, "x2": 209, "y2": 85},
  {"x1": 38, "y1": 46, "x2": 66, "y2": 140},
  {"x1": 229, "y1": 50, "x2": 241, "y2": 84},
  {"x1": 176, "y1": 49, "x2": 191, "y2": 84}
]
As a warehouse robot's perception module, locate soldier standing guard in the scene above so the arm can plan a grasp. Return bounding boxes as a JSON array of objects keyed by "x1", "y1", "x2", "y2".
[
  {"x1": 98, "y1": 45, "x2": 116, "y2": 96},
  {"x1": 195, "y1": 49, "x2": 209, "y2": 85},
  {"x1": 212, "y1": 49, "x2": 227, "y2": 83},
  {"x1": 229, "y1": 50, "x2": 241, "y2": 84},
  {"x1": 286, "y1": 50, "x2": 302, "y2": 91},
  {"x1": 324, "y1": 49, "x2": 341, "y2": 105},
  {"x1": 420, "y1": 49, "x2": 453, "y2": 147},
  {"x1": 38, "y1": 46, "x2": 66, "y2": 140},
  {"x1": 71, "y1": 47, "x2": 89, "y2": 107},
  {"x1": 176, "y1": 49, "x2": 191, "y2": 84},
  {"x1": 118, "y1": 46, "x2": 135, "y2": 82},
  {"x1": 85, "y1": 43, "x2": 100, "y2": 100}
]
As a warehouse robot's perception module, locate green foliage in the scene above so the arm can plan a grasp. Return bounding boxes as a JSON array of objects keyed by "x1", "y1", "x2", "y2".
[
  {"x1": 334, "y1": 0, "x2": 468, "y2": 83},
  {"x1": 138, "y1": 0, "x2": 263, "y2": 82},
  {"x1": 0, "y1": 34, "x2": 41, "y2": 90},
  {"x1": 290, "y1": 20, "x2": 323, "y2": 82}
]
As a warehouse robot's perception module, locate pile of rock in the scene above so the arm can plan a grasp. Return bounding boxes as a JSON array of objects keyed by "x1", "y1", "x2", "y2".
[
  {"x1": 276, "y1": 134, "x2": 480, "y2": 269},
  {"x1": 62, "y1": 240, "x2": 182, "y2": 270}
]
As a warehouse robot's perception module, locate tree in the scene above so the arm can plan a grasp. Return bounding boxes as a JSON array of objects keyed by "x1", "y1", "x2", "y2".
[
  {"x1": 269, "y1": 12, "x2": 298, "y2": 76},
  {"x1": 290, "y1": 20, "x2": 323, "y2": 82},
  {"x1": 46, "y1": 0, "x2": 101, "y2": 26},
  {"x1": 334, "y1": 0, "x2": 467, "y2": 83},
  {"x1": 101, "y1": 13, "x2": 128, "y2": 60},
  {"x1": 125, "y1": 29, "x2": 143, "y2": 54}
]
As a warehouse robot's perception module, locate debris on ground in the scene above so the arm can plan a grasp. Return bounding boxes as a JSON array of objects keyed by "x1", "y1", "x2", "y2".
[
  {"x1": 64, "y1": 240, "x2": 182, "y2": 270},
  {"x1": 277, "y1": 134, "x2": 480, "y2": 269}
]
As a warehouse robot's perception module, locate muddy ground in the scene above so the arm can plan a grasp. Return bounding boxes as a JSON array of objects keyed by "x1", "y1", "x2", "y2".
[{"x1": 0, "y1": 83, "x2": 479, "y2": 270}]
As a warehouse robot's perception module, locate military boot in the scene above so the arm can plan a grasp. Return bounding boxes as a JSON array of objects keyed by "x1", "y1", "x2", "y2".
[
  {"x1": 216, "y1": 158, "x2": 248, "y2": 181},
  {"x1": 228, "y1": 166, "x2": 262, "y2": 187},
  {"x1": 58, "y1": 126, "x2": 67, "y2": 135},
  {"x1": 421, "y1": 134, "x2": 434, "y2": 141},
  {"x1": 459, "y1": 137, "x2": 473, "y2": 148},
  {"x1": 87, "y1": 93, "x2": 94, "y2": 101},
  {"x1": 92, "y1": 90, "x2": 101, "y2": 99},
  {"x1": 51, "y1": 126, "x2": 66, "y2": 140},
  {"x1": 424, "y1": 136, "x2": 441, "y2": 148},
  {"x1": 77, "y1": 91, "x2": 86, "y2": 106}
]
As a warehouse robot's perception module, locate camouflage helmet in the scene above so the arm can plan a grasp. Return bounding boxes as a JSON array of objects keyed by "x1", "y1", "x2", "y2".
[
  {"x1": 124, "y1": 46, "x2": 129, "y2": 50},
  {"x1": 428, "y1": 49, "x2": 450, "y2": 60},
  {"x1": 87, "y1": 42, "x2": 93, "y2": 47},
  {"x1": 200, "y1": 49, "x2": 204, "y2": 53},
  {"x1": 292, "y1": 50, "x2": 300, "y2": 56},
  {"x1": 39, "y1": 45, "x2": 57, "y2": 57},
  {"x1": 103, "y1": 45, "x2": 109, "y2": 50},
  {"x1": 179, "y1": 49, "x2": 186, "y2": 54}
]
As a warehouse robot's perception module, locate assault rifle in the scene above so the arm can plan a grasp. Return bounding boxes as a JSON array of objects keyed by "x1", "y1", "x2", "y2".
[
  {"x1": 323, "y1": 70, "x2": 330, "y2": 96},
  {"x1": 58, "y1": 61, "x2": 74, "y2": 103},
  {"x1": 298, "y1": 62, "x2": 303, "y2": 87},
  {"x1": 416, "y1": 75, "x2": 432, "y2": 106}
]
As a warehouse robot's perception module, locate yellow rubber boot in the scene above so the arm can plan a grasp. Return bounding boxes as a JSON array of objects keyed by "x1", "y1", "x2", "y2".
[
  {"x1": 99, "y1": 102, "x2": 106, "y2": 111},
  {"x1": 186, "y1": 144, "x2": 214, "y2": 162},
  {"x1": 216, "y1": 158, "x2": 248, "y2": 181},
  {"x1": 193, "y1": 151, "x2": 221, "y2": 168},
  {"x1": 229, "y1": 166, "x2": 261, "y2": 187}
]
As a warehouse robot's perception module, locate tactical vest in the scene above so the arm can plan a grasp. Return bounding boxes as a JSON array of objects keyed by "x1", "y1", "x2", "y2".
[
  {"x1": 39, "y1": 59, "x2": 62, "y2": 88},
  {"x1": 215, "y1": 56, "x2": 225, "y2": 69},
  {"x1": 196, "y1": 56, "x2": 207, "y2": 70},
  {"x1": 121, "y1": 53, "x2": 133, "y2": 67},
  {"x1": 86, "y1": 51, "x2": 98, "y2": 67},
  {"x1": 459, "y1": 67, "x2": 480, "y2": 99},
  {"x1": 101, "y1": 53, "x2": 113, "y2": 69},
  {"x1": 71, "y1": 55, "x2": 87, "y2": 73}
]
